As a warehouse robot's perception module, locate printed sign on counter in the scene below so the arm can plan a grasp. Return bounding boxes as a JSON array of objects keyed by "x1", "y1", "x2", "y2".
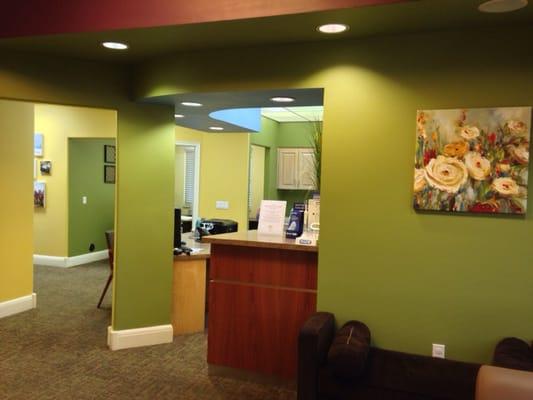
[{"x1": 257, "y1": 200, "x2": 287, "y2": 236}]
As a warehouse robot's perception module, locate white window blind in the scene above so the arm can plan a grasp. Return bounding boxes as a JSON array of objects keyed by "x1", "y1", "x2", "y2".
[{"x1": 184, "y1": 148, "x2": 195, "y2": 207}]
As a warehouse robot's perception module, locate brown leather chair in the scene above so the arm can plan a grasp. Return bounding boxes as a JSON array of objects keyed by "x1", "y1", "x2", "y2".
[
  {"x1": 476, "y1": 365, "x2": 533, "y2": 400},
  {"x1": 97, "y1": 230, "x2": 114, "y2": 308}
]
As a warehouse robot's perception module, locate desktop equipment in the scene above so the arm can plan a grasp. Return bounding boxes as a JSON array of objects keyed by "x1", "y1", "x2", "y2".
[
  {"x1": 173, "y1": 208, "x2": 192, "y2": 256},
  {"x1": 194, "y1": 218, "x2": 238, "y2": 240}
]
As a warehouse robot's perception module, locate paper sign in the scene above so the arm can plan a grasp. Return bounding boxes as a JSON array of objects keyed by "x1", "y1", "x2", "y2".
[{"x1": 257, "y1": 200, "x2": 287, "y2": 236}]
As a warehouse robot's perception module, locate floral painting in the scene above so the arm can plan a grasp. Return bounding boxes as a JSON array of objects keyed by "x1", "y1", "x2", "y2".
[
  {"x1": 34, "y1": 181, "x2": 46, "y2": 208},
  {"x1": 413, "y1": 107, "x2": 531, "y2": 214}
]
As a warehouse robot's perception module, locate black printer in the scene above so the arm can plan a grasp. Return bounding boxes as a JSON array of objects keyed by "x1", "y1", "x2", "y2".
[{"x1": 198, "y1": 219, "x2": 238, "y2": 236}]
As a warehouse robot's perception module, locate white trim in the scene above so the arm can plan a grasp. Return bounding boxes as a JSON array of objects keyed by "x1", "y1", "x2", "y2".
[
  {"x1": 0, "y1": 293, "x2": 37, "y2": 319},
  {"x1": 66, "y1": 250, "x2": 108, "y2": 267},
  {"x1": 107, "y1": 324, "x2": 173, "y2": 350},
  {"x1": 176, "y1": 141, "x2": 201, "y2": 227},
  {"x1": 33, "y1": 254, "x2": 67, "y2": 267},
  {"x1": 34, "y1": 250, "x2": 108, "y2": 268}
]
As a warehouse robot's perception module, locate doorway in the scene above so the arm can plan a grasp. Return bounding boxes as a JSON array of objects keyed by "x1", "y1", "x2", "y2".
[{"x1": 175, "y1": 142, "x2": 200, "y2": 231}]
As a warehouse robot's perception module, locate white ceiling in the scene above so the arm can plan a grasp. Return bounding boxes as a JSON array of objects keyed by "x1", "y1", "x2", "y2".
[{"x1": 261, "y1": 106, "x2": 323, "y2": 122}]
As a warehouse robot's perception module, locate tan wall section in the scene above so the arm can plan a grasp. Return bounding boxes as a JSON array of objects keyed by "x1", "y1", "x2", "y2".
[
  {"x1": 0, "y1": 100, "x2": 34, "y2": 302},
  {"x1": 33, "y1": 104, "x2": 117, "y2": 257},
  {"x1": 175, "y1": 127, "x2": 249, "y2": 231}
]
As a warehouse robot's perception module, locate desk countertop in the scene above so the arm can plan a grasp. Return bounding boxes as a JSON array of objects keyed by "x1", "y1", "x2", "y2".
[
  {"x1": 173, "y1": 234, "x2": 211, "y2": 261},
  {"x1": 202, "y1": 230, "x2": 318, "y2": 253}
]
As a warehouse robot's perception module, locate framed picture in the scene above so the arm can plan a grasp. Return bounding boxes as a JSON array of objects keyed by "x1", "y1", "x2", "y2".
[
  {"x1": 413, "y1": 106, "x2": 531, "y2": 214},
  {"x1": 40, "y1": 160, "x2": 52, "y2": 175},
  {"x1": 34, "y1": 181, "x2": 46, "y2": 208},
  {"x1": 104, "y1": 165, "x2": 115, "y2": 184},
  {"x1": 34, "y1": 133, "x2": 44, "y2": 157},
  {"x1": 104, "y1": 144, "x2": 116, "y2": 164}
]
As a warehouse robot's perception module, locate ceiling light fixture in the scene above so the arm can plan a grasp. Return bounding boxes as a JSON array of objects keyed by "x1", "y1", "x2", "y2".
[
  {"x1": 478, "y1": 0, "x2": 528, "y2": 12},
  {"x1": 102, "y1": 41, "x2": 128, "y2": 50},
  {"x1": 209, "y1": 126, "x2": 224, "y2": 131},
  {"x1": 270, "y1": 96, "x2": 295, "y2": 103},
  {"x1": 181, "y1": 101, "x2": 203, "y2": 107},
  {"x1": 174, "y1": 114, "x2": 185, "y2": 118},
  {"x1": 317, "y1": 23, "x2": 349, "y2": 34}
]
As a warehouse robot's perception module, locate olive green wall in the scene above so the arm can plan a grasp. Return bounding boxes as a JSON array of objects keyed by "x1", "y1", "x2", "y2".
[
  {"x1": 251, "y1": 118, "x2": 316, "y2": 212},
  {"x1": 0, "y1": 51, "x2": 175, "y2": 330},
  {"x1": 136, "y1": 27, "x2": 533, "y2": 363},
  {"x1": 277, "y1": 121, "x2": 313, "y2": 147},
  {"x1": 68, "y1": 138, "x2": 116, "y2": 257},
  {"x1": 251, "y1": 117, "x2": 278, "y2": 200}
]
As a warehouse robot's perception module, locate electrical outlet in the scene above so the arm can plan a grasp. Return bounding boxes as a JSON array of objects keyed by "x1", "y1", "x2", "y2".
[
  {"x1": 82, "y1": 196, "x2": 87, "y2": 205},
  {"x1": 432, "y1": 344, "x2": 445, "y2": 359},
  {"x1": 216, "y1": 200, "x2": 229, "y2": 209}
]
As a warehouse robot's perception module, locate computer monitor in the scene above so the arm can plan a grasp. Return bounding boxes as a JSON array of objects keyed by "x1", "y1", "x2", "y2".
[{"x1": 173, "y1": 208, "x2": 181, "y2": 248}]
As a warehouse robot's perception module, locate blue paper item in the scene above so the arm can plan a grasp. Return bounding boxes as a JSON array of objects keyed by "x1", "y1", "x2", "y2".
[{"x1": 286, "y1": 202, "x2": 305, "y2": 239}]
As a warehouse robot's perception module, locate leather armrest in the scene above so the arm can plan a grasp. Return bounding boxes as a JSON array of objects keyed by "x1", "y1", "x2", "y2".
[
  {"x1": 297, "y1": 312, "x2": 335, "y2": 400},
  {"x1": 476, "y1": 365, "x2": 533, "y2": 400}
]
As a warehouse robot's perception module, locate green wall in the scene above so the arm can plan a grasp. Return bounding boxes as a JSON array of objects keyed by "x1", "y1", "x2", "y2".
[
  {"x1": 251, "y1": 117, "x2": 316, "y2": 212},
  {"x1": 277, "y1": 121, "x2": 316, "y2": 210},
  {"x1": 277, "y1": 121, "x2": 314, "y2": 147},
  {"x1": 68, "y1": 139, "x2": 116, "y2": 257},
  {"x1": 251, "y1": 117, "x2": 278, "y2": 200},
  {"x1": 136, "y1": 26, "x2": 533, "y2": 363},
  {"x1": 0, "y1": 51, "x2": 174, "y2": 331}
]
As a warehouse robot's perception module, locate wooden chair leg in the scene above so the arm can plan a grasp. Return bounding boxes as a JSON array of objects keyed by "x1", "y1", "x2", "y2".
[{"x1": 97, "y1": 274, "x2": 113, "y2": 308}]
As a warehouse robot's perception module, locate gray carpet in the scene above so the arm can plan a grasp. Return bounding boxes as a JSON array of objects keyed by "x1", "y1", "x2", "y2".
[{"x1": 0, "y1": 261, "x2": 296, "y2": 399}]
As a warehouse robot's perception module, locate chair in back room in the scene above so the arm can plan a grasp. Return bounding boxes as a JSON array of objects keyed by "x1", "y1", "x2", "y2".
[{"x1": 97, "y1": 230, "x2": 114, "y2": 308}]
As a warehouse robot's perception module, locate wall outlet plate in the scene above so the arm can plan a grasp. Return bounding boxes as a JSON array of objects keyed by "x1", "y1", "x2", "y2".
[
  {"x1": 216, "y1": 200, "x2": 229, "y2": 209},
  {"x1": 82, "y1": 196, "x2": 87, "y2": 205},
  {"x1": 432, "y1": 343, "x2": 445, "y2": 359}
]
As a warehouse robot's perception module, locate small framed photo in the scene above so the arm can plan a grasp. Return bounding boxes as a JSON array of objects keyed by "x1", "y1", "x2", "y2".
[
  {"x1": 40, "y1": 160, "x2": 52, "y2": 175},
  {"x1": 104, "y1": 165, "x2": 115, "y2": 184},
  {"x1": 34, "y1": 133, "x2": 44, "y2": 157},
  {"x1": 104, "y1": 145, "x2": 116, "y2": 164}
]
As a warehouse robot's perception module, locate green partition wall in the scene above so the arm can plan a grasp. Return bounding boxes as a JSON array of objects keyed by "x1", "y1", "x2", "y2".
[
  {"x1": 0, "y1": 52, "x2": 175, "y2": 331},
  {"x1": 68, "y1": 138, "x2": 116, "y2": 257},
  {"x1": 136, "y1": 26, "x2": 533, "y2": 363}
]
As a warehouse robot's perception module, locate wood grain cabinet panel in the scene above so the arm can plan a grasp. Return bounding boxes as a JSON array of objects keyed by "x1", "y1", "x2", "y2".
[{"x1": 207, "y1": 243, "x2": 317, "y2": 379}]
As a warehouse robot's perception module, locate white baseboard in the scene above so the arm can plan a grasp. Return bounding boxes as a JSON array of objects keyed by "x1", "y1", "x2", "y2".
[
  {"x1": 0, "y1": 293, "x2": 37, "y2": 319},
  {"x1": 66, "y1": 250, "x2": 108, "y2": 267},
  {"x1": 34, "y1": 250, "x2": 108, "y2": 268},
  {"x1": 33, "y1": 254, "x2": 67, "y2": 267},
  {"x1": 107, "y1": 324, "x2": 173, "y2": 350}
]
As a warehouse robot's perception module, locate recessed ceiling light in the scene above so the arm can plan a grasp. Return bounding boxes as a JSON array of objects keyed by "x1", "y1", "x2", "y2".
[
  {"x1": 209, "y1": 126, "x2": 224, "y2": 131},
  {"x1": 181, "y1": 101, "x2": 203, "y2": 107},
  {"x1": 102, "y1": 41, "x2": 128, "y2": 50},
  {"x1": 270, "y1": 96, "x2": 295, "y2": 103},
  {"x1": 317, "y1": 23, "x2": 349, "y2": 34},
  {"x1": 174, "y1": 114, "x2": 184, "y2": 118},
  {"x1": 478, "y1": 0, "x2": 528, "y2": 12}
]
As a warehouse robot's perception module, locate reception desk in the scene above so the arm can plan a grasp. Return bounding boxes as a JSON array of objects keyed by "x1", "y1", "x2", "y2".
[
  {"x1": 203, "y1": 230, "x2": 318, "y2": 379},
  {"x1": 172, "y1": 238, "x2": 210, "y2": 335}
]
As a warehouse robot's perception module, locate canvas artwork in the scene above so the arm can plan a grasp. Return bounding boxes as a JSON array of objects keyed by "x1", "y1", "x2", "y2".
[
  {"x1": 413, "y1": 107, "x2": 531, "y2": 214},
  {"x1": 34, "y1": 181, "x2": 46, "y2": 208}
]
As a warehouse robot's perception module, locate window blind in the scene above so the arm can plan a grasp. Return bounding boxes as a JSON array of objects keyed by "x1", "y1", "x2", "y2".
[{"x1": 184, "y1": 148, "x2": 195, "y2": 207}]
